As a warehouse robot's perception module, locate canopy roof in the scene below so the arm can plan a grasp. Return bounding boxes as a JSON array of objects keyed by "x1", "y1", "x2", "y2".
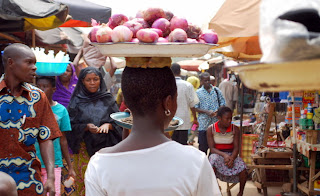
[
  {"x1": 209, "y1": 0, "x2": 262, "y2": 60},
  {"x1": 0, "y1": 0, "x2": 68, "y2": 32},
  {"x1": 56, "y1": 0, "x2": 111, "y2": 27},
  {"x1": 209, "y1": 0, "x2": 260, "y2": 37}
]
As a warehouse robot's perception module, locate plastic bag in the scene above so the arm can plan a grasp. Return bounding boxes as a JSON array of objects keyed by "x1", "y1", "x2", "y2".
[
  {"x1": 260, "y1": 0, "x2": 320, "y2": 63},
  {"x1": 82, "y1": 44, "x2": 107, "y2": 68}
]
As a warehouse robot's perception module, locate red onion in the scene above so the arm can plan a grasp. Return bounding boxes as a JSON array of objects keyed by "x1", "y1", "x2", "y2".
[
  {"x1": 164, "y1": 10, "x2": 174, "y2": 21},
  {"x1": 152, "y1": 18, "x2": 171, "y2": 37},
  {"x1": 170, "y1": 16, "x2": 188, "y2": 31},
  {"x1": 131, "y1": 38, "x2": 140, "y2": 43},
  {"x1": 143, "y1": 7, "x2": 166, "y2": 25},
  {"x1": 186, "y1": 38, "x2": 198, "y2": 43},
  {"x1": 89, "y1": 18, "x2": 100, "y2": 42},
  {"x1": 136, "y1": 10, "x2": 144, "y2": 18},
  {"x1": 149, "y1": 28, "x2": 163, "y2": 37},
  {"x1": 157, "y1": 37, "x2": 169, "y2": 43},
  {"x1": 200, "y1": 30, "x2": 218, "y2": 44},
  {"x1": 136, "y1": 29, "x2": 159, "y2": 43},
  {"x1": 197, "y1": 39, "x2": 206, "y2": 43},
  {"x1": 123, "y1": 21, "x2": 143, "y2": 38},
  {"x1": 108, "y1": 14, "x2": 129, "y2": 29},
  {"x1": 131, "y1": 18, "x2": 150, "y2": 28},
  {"x1": 186, "y1": 23, "x2": 202, "y2": 39},
  {"x1": 96, "y1": 24, "x2": 112, "y2": 43},
  {"x1": 111, "y1": 25, "x2": 133, "y2": 42},
  {"x1": 168, "y1": 28, "x2": 187, "y2": 42}
]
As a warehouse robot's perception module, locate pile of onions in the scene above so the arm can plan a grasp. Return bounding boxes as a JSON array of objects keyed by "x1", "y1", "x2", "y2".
[
  {"x1": 90, "y1": 8, "x2": 219, "y2": 44},
  {"x1": 111, "y1": 26, "x2": 133, "y2": 42},
  {"x1": 136, "y1": 29, "x2": 159, "y2": 43},
  {"x1": 96, "y1": 24, "x2": 112, "y2": 43}
]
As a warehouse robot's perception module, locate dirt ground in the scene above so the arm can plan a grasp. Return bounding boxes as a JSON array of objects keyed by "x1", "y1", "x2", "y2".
[
  {"x1": 190, "y1": 138, "x2": 283, "y2": 196},
  {"x1": 218, "y1": 180, "x2": 283, "y2": 196}
]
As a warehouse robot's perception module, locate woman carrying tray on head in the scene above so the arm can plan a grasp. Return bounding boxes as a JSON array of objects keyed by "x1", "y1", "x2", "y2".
[
  {"x1": 67, "y1": 67, "x2": 122, "y2": 196},
  {"x1": 207, "y1": 106, "x2": 248, "y2": 196},
  {"x1": 85, "y1": 57, "x2": 221, "y2": 196}
]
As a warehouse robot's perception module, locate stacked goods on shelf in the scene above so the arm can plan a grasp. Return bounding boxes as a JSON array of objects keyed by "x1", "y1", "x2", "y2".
[
  {"x1": 300, "y1": 103, "x2": 314, "y2": 130},
  {"x1": 285, "y1": 92, "x2": 303, "y2": 124},
  {"x1": 297, "y1": 91, "x2": 320, "y2": 144},
  {"x1": 303, "y1": 91, "x2": 317, "y2": 108},
  {"x1": 241, "y1": 134, "x2": 259, "y2": 165},
  {"x1": 314, "y1": 107, "x2": 320, "y2": 130}
]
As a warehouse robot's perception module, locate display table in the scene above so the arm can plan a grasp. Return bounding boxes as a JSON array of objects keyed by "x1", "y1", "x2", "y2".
[
  {"x1": 286, "y1": 137, "x2": 320, "y2": 195},
  {"x1": 251, "y1": 152, "x2": 293, "y2": 196}
]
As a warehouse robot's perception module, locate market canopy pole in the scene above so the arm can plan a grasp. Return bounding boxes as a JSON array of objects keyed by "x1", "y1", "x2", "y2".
[{"x1": 291, "y1": 93, "x2": 297, "y2": 193}]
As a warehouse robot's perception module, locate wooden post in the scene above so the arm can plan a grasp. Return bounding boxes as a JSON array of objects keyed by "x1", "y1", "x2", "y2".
[
  {"x1": 309, "y1": 151, "x2": 316, "y2": 195},
  {"x1": 263, "y1": 102, "x2": 275, "y2": 146},
  {"x1": 32, "y1": 30, "x2": 36, "y2": 48}
]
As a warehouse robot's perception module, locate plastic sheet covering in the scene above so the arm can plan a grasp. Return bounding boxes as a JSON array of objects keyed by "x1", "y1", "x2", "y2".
[
  {"x1": 260, "y1": 0, "x2": 320, "y2": 63},
  {"x1": 0, "y1": 0, "x2": 68, "y2": 32}
]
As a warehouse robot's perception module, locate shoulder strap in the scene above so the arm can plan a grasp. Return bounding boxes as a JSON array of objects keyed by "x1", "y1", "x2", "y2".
[
  {"x1": 214, "y1": 87, "x2": 221, "y2": 107},
  {"x1": 211, "y1": 124, "x2": 215, "y2": 135}
]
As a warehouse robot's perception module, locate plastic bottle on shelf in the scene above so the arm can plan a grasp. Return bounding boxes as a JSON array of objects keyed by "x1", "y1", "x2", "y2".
[
  {"x1": 307, "y1": 103, "x2": 313, "y2": 113},
  {"x1": 301, "y1": 110, "x2": 306, "y2": 119}
]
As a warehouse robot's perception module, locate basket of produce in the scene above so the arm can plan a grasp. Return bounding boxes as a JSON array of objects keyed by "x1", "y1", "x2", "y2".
[
  {"x1": 89, "y1": 8, "x2": 218, "y2": 58},
  {"x1": 36, "y1": 62, "x2": 69, "y2": 76},
  {"x1": 33, "y1": 48, "x2": 70, "y2": 76},
  {"x1": 110, "y1": 112, "x2": 184, "y2": 132}
]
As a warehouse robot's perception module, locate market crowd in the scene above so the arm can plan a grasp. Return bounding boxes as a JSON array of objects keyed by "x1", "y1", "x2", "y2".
[{"x1": 0, "y1": 43, "x2": 246, "y2": 196}]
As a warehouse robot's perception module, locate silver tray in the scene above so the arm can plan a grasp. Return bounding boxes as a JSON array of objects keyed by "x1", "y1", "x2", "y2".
[{"x1": 91, "y1": 42, "x2": 217, "y2": 57}]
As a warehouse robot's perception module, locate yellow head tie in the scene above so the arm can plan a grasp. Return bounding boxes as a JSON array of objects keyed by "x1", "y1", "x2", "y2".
[{"x1": 125, "y1": 57, "x2": 172, "y2": 68}]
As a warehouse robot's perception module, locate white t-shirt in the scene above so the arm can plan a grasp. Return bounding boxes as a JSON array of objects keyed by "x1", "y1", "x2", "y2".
[
  {"x1": 85, "y1": 141, "x2": 221, "y2": 196},
  {"x1": 175, "y1": 77, "x2": 199, "y2": 130}
]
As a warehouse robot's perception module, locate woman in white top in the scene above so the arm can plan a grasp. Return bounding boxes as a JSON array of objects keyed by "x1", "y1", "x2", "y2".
[{"x1": 85, "y1": 59, "x2": 221, "y2": 196}]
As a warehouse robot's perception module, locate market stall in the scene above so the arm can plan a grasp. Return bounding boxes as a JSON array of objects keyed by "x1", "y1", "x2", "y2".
[
  {"x1": 224, "y1": 0, "x2": 320, "y2": 194},
  {"x1": 228, "y1": 59, "x2": 320, "y2": 196}
]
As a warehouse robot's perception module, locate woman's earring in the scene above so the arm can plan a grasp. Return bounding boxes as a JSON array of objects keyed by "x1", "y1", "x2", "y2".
[{"x1": 165, "y1": 110, "x2": 171, "y2": 116}]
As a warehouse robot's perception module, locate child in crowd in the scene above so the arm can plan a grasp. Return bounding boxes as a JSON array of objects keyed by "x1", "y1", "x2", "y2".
[{"x1": 35, "y1": 76, "x2": 76, "y2": 195}]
